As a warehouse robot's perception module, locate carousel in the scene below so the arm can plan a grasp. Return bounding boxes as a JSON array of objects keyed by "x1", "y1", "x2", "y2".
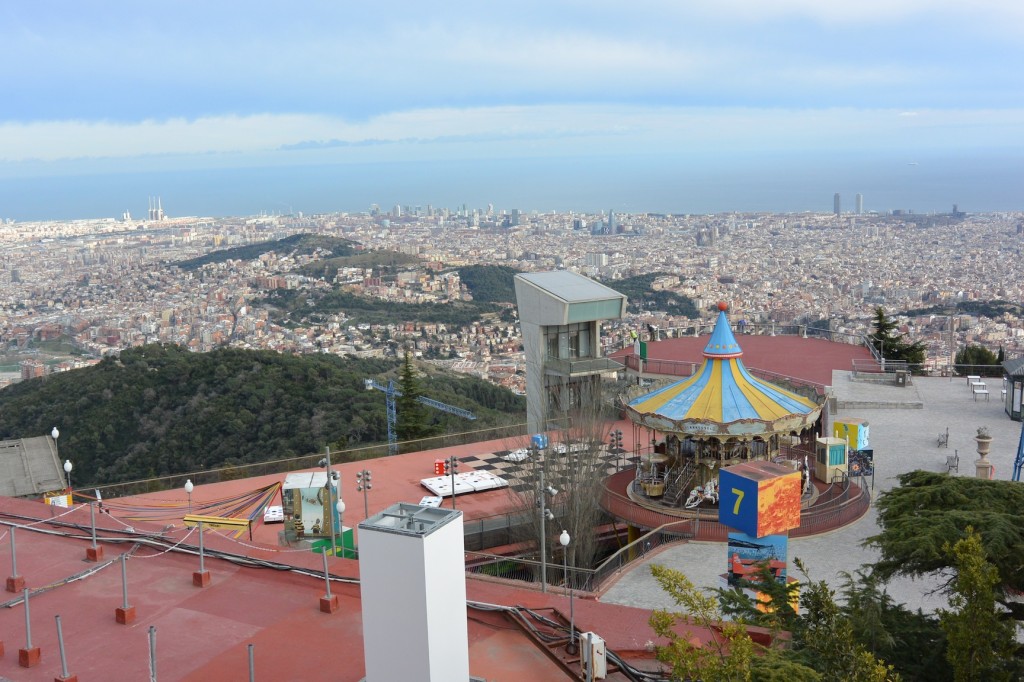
[{"x1": 620, "y1": 303, "x2": 826, "y2": 510}]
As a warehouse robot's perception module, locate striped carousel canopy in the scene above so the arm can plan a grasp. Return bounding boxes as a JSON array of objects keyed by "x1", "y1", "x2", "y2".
[{"x1": 626, "y1": 303, "x2": 820, "y2": 434}]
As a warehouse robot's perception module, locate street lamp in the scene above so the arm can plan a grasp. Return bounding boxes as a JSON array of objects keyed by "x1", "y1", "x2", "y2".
[
  {"x1": 319, "y1": 448, "x2": 339, "y2": 558},
  {"x1": 63, "y1": 460, "x2": 72, "y2": 495},
  {"x1": 559, "y1": 529, "x2": 576, "y2": 654},
  {"x1": 336, "y1": 498, "x2": 346, "y2": 559},
  {"x1": 355, "y1": 469, "x2": 372, "y2": 518},
  {"x1": 528, "y1": 433, "x2": 557, "y2": 592},
  {"x1": 444, "y1": 456, "x2": 459, "y2": 509},
  {"x1": 184, "y1": 479, "x2": 194, "y2": 514}
]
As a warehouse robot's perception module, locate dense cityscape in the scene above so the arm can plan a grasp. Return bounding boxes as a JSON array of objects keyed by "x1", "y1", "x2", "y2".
[{"x1": 1, "y1": 202, "x2": 1020, "y2": 389}]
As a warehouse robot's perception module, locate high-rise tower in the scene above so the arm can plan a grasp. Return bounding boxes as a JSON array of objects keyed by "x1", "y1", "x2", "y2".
[
  {"x1": 833, "y1": 193, "x2": 841, "y2": 216},
  {"x1": 856, "y1": 193, "x2": 863, "y2": 215}
]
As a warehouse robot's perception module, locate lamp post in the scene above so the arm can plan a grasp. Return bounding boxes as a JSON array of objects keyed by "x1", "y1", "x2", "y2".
[
  {"x1": 336, "y1": 498, "x2": 346, "y2": 559},
  {"x1": 445, "y1": 456, "x2": 460, "y2": 510},
  {"x1": 355, "y1": 469, "x2": 372, "y2": 518},
  {"x1": 533, "y1": 434, "x2": 556, "y2": 593},
  {"x1": 184, "y1": 479, "x2": 194, "y2": 514},
  {"x1": 63, "y1": 461, "x2": 72, "y2": 496},
  {"x1": 559, "y1": 529, "x2": 576, "y2": 654},
  {"x1": 319, "y1": 448, "x2": 339, "y2": 558}
]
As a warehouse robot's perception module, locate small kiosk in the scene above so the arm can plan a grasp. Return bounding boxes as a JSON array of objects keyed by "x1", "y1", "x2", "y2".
[
  {"x1": 814, "y1": 437, "x2": 848, "y2": 483},
  {"x1": 1002, "y1": 358, "x2": 1024, "y2": 422},
  {"x1": 282, "y1": 472, "x2": 353, "y2": 553}
]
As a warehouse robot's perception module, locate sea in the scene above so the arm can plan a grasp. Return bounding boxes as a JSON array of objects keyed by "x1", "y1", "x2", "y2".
[{"x1": 1, "y1": 152, "x2": 1021, "y2": 222}]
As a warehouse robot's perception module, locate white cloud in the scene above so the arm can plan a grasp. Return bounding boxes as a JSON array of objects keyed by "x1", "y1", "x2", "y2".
[
  {"x1": 654, "y1": 0, "x2": 1024, "y2": 27},
  {"x1": 1, "y1": 105, "x2": 1020, "y2": 167}
]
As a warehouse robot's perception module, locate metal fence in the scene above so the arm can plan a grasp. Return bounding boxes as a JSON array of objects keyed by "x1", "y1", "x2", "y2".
[
  {"x1": 598, "y1": 462, "x2": 871, "y2": 542},
  {"x1": 465, "y1": 518, "x2": 694, "y2": 594},
  {"x1": 91, "y1": 421, "x2": 528, "y2": 500}
]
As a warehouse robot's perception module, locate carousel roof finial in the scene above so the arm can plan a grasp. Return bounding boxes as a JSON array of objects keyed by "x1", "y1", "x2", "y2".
[{"x1": 703, "y1": 301, "x2": 742, "y2": 359}]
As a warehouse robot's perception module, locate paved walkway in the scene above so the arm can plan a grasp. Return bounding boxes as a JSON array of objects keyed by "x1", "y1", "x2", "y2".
[{"x1": 599, "y1": 373, "x2": 1019, "y2": 614}]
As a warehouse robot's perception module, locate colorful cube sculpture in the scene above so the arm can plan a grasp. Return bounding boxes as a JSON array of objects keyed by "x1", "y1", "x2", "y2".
[
  {"x1": 718, "y1": 461, "x2": 802, "y2": 538},
  {"x1": 832, "y1": 418, "x2": 869, "y2": 451}
]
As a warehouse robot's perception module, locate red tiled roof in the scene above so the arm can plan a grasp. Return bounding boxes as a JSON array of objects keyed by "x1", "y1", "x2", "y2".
[{"x1": 612, "y1": 334, "x2": 872, "y2": 387}]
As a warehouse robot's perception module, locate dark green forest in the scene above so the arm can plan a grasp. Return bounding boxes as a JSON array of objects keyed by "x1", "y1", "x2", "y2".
[
  {"x1": 259, "y1": 288, "x2": 503, "y2": 327},
  {"x1": 604, "y1": 273, "x2": 699, "y2": 317},
  {"x1": 905, "y1": 299, "x2": 1023, "y2": 319},
  {"x1": 0, "y1": 344, "x2": 524, "y2": 486},
  {"x1": 296, "y1": 248, "x2": 420, "y2": 280},
  {"x1": 176, "y1": 234, "x2": 357, "y2": 271},
  {"x1": 456, "y1": 264, "x2": 520, "y2": 303}
]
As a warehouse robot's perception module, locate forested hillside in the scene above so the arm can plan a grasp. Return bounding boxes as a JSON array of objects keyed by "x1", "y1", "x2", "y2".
[
  {"x1": 604, "y1": 273, "x2": 699, "y2": 317},
  {"x1": 0, "y1": 344, "x2": 524, "y2": 486},
  {"x1": 176, "y1": 234, "x2": 356, "y2": 271},
  {"x1": 259, "y1": 288, "x2": 500, "y2": 327},
  {"x1": 457, "y1": 264, "x2": 520, "y2": 303}
]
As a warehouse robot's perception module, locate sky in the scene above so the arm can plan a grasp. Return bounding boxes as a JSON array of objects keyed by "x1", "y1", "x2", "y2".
[{"x1": 2, "y1": 1, "x2": 1023, "y2": 218}]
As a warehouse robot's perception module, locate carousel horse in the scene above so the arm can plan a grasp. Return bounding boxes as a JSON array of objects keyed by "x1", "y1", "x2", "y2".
[{"x1": 684, "y1": 477, "x2": 720, "y2": 508}]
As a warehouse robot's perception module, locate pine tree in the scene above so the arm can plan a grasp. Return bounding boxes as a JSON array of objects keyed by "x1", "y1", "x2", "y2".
[
  {"x1": 395, "y1": 351, "x2": 434, "y2": 445},
  {"x1": 954, "y1": 345, "x2": 1001, "y2": 377},
  {"x1": 869, "y1": 307, "x2": 926, "y2": 367},
  {"x1": 939, "y1": 528, "x2": 1018, "y2": 682}
]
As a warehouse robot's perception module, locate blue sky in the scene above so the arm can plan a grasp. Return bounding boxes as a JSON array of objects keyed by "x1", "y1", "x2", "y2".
[{"x1": 2, "y1": 1, "x2": 1022, "y2": 206}]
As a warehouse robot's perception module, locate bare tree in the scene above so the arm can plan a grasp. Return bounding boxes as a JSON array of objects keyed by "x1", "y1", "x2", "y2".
[{"x1": 504, "y1": 374, "x2": 619, "y2": 582}]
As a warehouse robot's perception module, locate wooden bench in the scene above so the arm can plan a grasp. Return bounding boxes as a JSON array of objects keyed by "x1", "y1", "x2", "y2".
[
  {"x1": 973, "y1": 386, "x2": 990, "y2": 401},
  {"x1": 946, "y1": 451, "x2": 959, "y2": 473},
  {"x1": 937, "y1": 428, "x2": 949, "y2": 448}
]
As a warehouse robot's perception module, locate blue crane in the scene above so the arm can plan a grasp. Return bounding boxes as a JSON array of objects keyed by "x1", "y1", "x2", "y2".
[
  {"x1": 1013, "y1": 421, "x2": 1024, "y2": 482},
  {"x1": 364, "y1": 378, "x2": 476, "y2": 455}
]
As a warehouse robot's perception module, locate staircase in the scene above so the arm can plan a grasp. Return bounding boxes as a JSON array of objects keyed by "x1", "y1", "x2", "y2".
[{"x1": 662, "y1": 458, "x2": 699, "y2": 507}]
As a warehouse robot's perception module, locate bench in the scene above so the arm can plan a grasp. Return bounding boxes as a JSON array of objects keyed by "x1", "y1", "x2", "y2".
[
  {"x1": 937, "y1": 428, "x2": 949, "y2": 448},
  {"x1": 973, "y1": 387, "x2": 990, "y2": 401},
  {"x1": 946, "y1": 451, "x2": 959, "y2": 473}
]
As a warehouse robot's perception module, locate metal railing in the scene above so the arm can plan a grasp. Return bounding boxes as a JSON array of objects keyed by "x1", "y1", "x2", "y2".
[
  {"x1": 598, "y1": 464, "x2": 871, "y2": 541},
  {"x1": 90, "y1": 421, "x2": 529, "y2": 499},
  {"x1": 621, "y1": 356, "x2": 827, "y2": 398},
  {"x1": 465, "y1": 518, "x2": 694, "y2": 594},
  {"x1": 544, "y1": 356, "x2": 624, "y2": 376}
]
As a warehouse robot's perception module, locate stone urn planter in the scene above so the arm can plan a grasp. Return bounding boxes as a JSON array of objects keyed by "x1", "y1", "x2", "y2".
[
  {"x1": 975, "y1": 427, "x2": 992, "y2": 457},
  {"x1": 975, "y1": 427, "x2": 995, "y2": 479}
]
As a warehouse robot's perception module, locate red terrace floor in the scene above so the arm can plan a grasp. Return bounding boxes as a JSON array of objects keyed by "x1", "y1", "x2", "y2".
[
  {"x1": 611, "y1": 334, "x2": 873, "y2": 387},
  {"x1": 0, "y1": 496, "x2": 684, "y2": 682},
  {"x1": 0, "y1": 427, "x2": 686, "y2": 682}
]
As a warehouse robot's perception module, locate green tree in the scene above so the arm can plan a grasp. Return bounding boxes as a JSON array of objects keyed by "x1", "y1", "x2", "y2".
[
  {"x1": 938, "y1": 528, "x2": 1018, "y2": 682},
  {"x1": 869, "y1": 307, "x2": 926, "y2": 368},
  {"x1": 793, "y1": 564, "x2": 900, "y2": 681},
  {"x1": 839, "y1": 568, "x2": 950, "y2": 681},
  {"x1": 395, "y1": 351, "x2": 434, "y2": 445},
  {"x1": 716, "y1": 562, "x2": 801, "y2": 647},
  {"x1": 839, "y1": 569, "x2": 895, "y2": 657},
  {"x1": 866, "y1": 471, "x2": 1024, "y2": 622},
  {"x1": 954, "y1": 345, "x2": 1001, "y2": 377},
  {"x1": 649, "y1": 563, "x2": 758, "y2": 681}
]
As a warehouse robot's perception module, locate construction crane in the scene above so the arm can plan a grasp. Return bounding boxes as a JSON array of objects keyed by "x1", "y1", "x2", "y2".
[{"x1": 364, "y1": 378, "x2": 476, "y2": 455}]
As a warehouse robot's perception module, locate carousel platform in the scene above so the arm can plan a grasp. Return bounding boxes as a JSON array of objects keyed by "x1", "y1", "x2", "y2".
[{"x1": 599, "y1": 466, "x2": 871, "y2": 541}]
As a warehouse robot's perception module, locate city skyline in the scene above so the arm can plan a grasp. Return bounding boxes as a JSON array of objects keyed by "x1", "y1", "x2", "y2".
[{"x1": 2, "y1": 2, "x2": 1023, "y2": 219}]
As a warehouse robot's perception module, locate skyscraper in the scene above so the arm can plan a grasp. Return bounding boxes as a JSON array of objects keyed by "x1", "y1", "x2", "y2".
[
  {"x1": 833, "y1": 193, "x2": 841, "y2": 216},
  {"x1": 856, "y1": 193, "x2": 863, "y2": 215}
]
